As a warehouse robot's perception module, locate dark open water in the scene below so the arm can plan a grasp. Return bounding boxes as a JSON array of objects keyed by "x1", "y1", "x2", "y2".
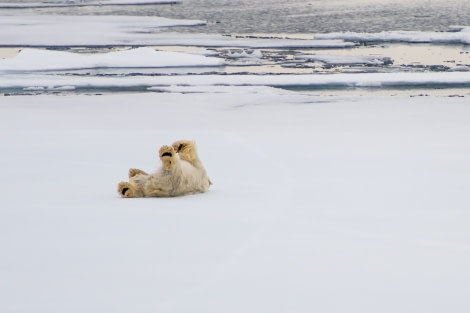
[{"x1": 148, "y1": 0, "x2": 470, "y2": 34}]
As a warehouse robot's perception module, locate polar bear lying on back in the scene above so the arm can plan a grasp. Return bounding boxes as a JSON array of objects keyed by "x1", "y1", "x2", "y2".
[{"x1": 117, "y1": 140, "x2": 212, "y2": 198}]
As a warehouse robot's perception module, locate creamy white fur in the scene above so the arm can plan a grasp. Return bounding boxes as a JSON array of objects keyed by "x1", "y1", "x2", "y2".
[{"x1": 117, "y1": 140, "x2": 211, "y2": 197}]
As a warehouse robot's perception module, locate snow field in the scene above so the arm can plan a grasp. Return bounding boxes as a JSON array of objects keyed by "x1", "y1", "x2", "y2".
[{"x1": 1, "y1": 88, "x2": 470, "y2": 312}]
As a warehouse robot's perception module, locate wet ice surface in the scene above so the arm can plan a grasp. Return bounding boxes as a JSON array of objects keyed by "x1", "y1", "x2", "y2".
[
  {"x1": 1, "y1": 0, "x2": 470, "y2": 96},
  {"x1": 2, "y1": 42, "x2": 470, "y2": 96}
]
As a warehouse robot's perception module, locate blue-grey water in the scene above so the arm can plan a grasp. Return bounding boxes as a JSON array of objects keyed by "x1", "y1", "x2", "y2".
[
  {"x1": 6, "y1": 0, "x2": 470, "y2": 34},
  {"x1": 148, "y1": 0, "x2": 470, "y2": 34},
  {"x1": 2, "y1": 0, "x2": 470, "y2": 96}
]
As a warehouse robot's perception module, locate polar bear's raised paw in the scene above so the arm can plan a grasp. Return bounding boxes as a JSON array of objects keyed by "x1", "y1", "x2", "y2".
[
  {"x1": 172, "y1": 140, "x2": 190, "y2": 153},
  {"x1": 172, "y1": 140, "x2": 198, "y2": 165},
  {"x1": 159, "y1": 145, "x2": 176, "y2": 170}
]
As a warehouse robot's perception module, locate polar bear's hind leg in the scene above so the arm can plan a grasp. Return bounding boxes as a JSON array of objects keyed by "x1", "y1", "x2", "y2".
[
  {"x1": 118, "y1": 182, "x2": 137, "y2": 198},
  {"x1": 129, "y1": 168, "x2": 148, "y2": 178}
]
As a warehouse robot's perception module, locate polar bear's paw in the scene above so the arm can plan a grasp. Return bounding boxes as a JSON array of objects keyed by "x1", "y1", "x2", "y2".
[
  {"x1": 118, "y1": 182, "x2": 135, "y2": 198},
  {"x1": 159, "y1": 145, "x2": 176, "y2": 170},
  {"x1": 172, "y1": 140, "x2": 193, "y2": 153},
  {"x1": 172, "y1": 140, "x2": 197, "y2": 164}
]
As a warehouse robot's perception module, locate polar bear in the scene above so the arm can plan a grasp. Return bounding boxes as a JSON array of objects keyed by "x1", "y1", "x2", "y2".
[{"x1": 117, "y1": 140, "x2": 212, "y2": 198}]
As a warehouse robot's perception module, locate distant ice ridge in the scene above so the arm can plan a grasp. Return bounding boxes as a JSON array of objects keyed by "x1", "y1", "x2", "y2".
[
  {"x1": 296, "y1": 54, "x2": 393, "y2": 66},
  {"x1": 0, "y1": 48, "x2": 225, "y2": 72},
  {"x1": 315, "y1": 26, "x2": 470, "y2": 45},
  {"x1": 0, "y1": 0, "x2": 180, "y2": 8},
  {"x1": 227, "y1": 49, "x2": 263, "y2": 59}
]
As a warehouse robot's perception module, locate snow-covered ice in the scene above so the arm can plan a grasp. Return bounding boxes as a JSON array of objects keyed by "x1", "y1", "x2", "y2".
[
  {"x1": 0, "y1": 14, "x2": 355, "y2": 48},
  {"x1": 296, "y1": 54, "x2": 393, "y2": 66},
  {"x1": 315, "y1": 27, "x2": 470, "y2": 45},
  {"x1": 0, "y1": 48, "x2": 224, "y2": 72},
  {"x1": 2, "y1": 70, "x2": 470, "y2": 92},
  {"x1": 0, "y1": 0, "x2": 181, "y2": 8},
  {"x1": 226, "y1": 49, "x2": 263, "y2": 59},
  {"x1": 2, "y1": 39, "x2": 470, "y2": 93},
  {"x1": 1, "y1": 88, "x2": 470, "y2": 312},
  {"x1": 0, "y1": 15, "x2": 208, "y2": 47}
]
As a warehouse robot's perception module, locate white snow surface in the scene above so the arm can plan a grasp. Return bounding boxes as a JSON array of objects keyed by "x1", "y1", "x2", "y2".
[
  {"x1": 1, "y1": 89, "x2": 470, "y2": 312},
  {"x1": 0, "y1": 48, "x2": 224, "y2": 71}
]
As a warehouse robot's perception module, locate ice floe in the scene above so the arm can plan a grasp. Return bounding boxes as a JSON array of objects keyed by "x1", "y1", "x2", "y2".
[
  {"x1": 0, "y1": 0, "x2": 180, "y2": 8},
  {"x1": 226, "y1": 49, "x2": 263, "y2": 59},
  {"x1": 296, "y1": 54, "x2": 393, "y2": 66},
  {"x1": 0, "y1": 14, "x2": 355, "y2": 48},
  {"x1": 2, "y1": 72, "x2": 470, "y2": 92},
  {"x1": 2, "y1": 46, "x2": 470, "y2": 92},
  {"x1": 315, "y1": 27, "x2": 470, "y2": 45},
  {"x1": 0, "y1": 48, "x2": 225, "y2": 72},
  {"x1": 0, "y1": 15, "x2": 208, "y2": 47}
]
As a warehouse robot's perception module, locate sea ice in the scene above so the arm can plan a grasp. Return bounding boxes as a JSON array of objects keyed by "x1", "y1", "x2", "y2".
[
  {"x1": 1, "y1": 2, "x2": 469, "y2": 312},
  {"x1": 2, "y1": 69, "x2": 470, "y2": 92},
  {"x1": 296, "y1": 54, "x2": 393, "y2": 66},
  {"x1": 0, "y1": 14, "x2": 206, "y2": 47},
  {"x1": 1, "y1": 90, "x2": 469, "y2": 313},
  {"x1": 0, "y1": 14, "x2": 355, "y2": 48},
  {"x1": 0, "y1": 0, "x2": 181, "y2": 8},
  {"x1": 315, "y1": 27, "x2": 470, "y2": 45},
  {"x1": 226, "y1": 49, "x2": 263, "y2": 59},
  {"x1": 0, "y1": 48, "x2": 225, "y2": 72}
]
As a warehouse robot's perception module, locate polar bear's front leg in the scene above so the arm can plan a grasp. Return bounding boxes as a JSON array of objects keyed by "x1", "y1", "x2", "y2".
[{"x1": 159, "y1": 145, "x2": 177, "y2": 170}]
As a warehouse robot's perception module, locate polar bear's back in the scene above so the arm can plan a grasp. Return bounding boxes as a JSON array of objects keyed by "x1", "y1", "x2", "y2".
[{"x1": 176, "y1": 160, "x2": 211, "y2": 196}]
